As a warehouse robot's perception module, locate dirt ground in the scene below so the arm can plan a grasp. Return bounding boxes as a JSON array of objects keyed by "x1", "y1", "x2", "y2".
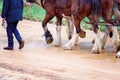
[{"x1": 0, "y1": 19, "x2": 120, "y2": 80}]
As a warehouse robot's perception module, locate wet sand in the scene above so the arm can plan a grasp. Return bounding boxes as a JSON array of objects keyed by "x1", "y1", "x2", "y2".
[{"x1": 0, "y1": 19, "x2": 120, "y2": 80}]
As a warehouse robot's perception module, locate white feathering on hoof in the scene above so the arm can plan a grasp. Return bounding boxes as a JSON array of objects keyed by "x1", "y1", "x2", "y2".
[
  {"x1": 116, "y1": 51, "x2": 120, "y2": 58},
  {"x1": 63, "y1": 33, "x2": 79, "y2": 50},
  {"x1": 53, "y1": 26, "x2": 61, "y2": 47}
]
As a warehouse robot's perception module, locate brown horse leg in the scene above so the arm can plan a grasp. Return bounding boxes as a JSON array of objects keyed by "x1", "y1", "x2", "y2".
[
  {"x1": 63, "y1": 16, "x2": 85, "y2": 50},
  {"x1": 42, "y1": 12, "x2": 54, "y2": 44},
  {"x1": 73, "y1": 16, "x2": 86, "y2": 38},
  {"x1": 88, "y1": 15, "x2": 102, "y2": 53}
]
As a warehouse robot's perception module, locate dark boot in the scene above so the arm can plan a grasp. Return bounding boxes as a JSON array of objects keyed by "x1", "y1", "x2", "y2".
[
  {"x1": 19, "y1": 40, "x2": 25, "y2": 49},
  {"x1": 4, "y1": 47, "x2": 13, "y2": 50}
]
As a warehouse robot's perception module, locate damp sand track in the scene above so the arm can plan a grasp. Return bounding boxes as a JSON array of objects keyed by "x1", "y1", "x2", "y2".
[{"x1": 0, "y1": 19, "x2": 120, "y2": 80}]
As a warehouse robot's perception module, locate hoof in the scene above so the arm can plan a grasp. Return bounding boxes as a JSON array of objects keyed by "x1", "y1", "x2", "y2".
[
  {"x1": 53, "y1": 45, "x2": 60, "y2": 47},
  {"x1": 116, "y1": 55, "x2": 120, "y2": 58},
  {"x1": 63, "y1": 45, "x2": 72, "y2": 50},
  {"x1": 46, "y1": 37, "x2": 53, "y2": 44},
  {"x1": 52, "y1": 43, "x2": 61, "y2": 47},
  {"x1": 116, "y1": 44, "x2": 120, "y2": 53},
  {"x1": 92, "y1": 50, "x2": 100, "y2": 54},
  {"x1": 79, "y1": 30, "x2": 86, "y2": 38},
  {"x1": 45, "y1": 30, "x2": 53, "y2": 44},
  {"x1": 116, "y1": 51, "x2": 120, "y2": 58}
]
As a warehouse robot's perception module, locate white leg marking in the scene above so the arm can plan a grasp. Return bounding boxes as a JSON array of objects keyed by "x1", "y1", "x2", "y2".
[
  {"x1": 53, "y1": 26, "x2": 61, "y2": 47},
  {"x1": 63, "y1": 33, "x2": 79, "y2": 50},
  {"x1": 66, "y1": 19, "x2": 72, "y2": 39},
  {"x1": 66, "y1": 18, "x2": 74, "y2": 39},
  {"x1": 111, "y1": 27, "x2": 119, "y2": 52},
  {"x1": 101, "y1": 27, "x2": 110, "y2": 48},
  {"x1": 101, "y1": 33, "x2": 108, "y2": 48},
  {"x1": 116, "y1": 51, "x2": 120, "y2": 58},
  {"x1": 92, "y1": 30, "x2": 102, "y2": 53}
]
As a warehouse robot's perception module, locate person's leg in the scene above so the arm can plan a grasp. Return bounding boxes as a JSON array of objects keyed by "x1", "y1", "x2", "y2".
[
  {"x1": 4, "y1": 22, "x2": 14, "y2": 50},
  {"x1": 13, "y1": 21, "x2": 24, "y2": 49},
  {"x1": 13, "y1": 21, "x2": 22, "y2": 42}
]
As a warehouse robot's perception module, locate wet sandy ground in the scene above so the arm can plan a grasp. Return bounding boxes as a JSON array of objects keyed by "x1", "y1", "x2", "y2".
[{"x1": 0, "y1": 19, "x2": 120, "y2": 80}]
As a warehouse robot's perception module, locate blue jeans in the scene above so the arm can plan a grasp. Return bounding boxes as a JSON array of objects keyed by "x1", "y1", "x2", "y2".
[{"x1": 6, "y1": 21, "x2": 22, "y2": 48}]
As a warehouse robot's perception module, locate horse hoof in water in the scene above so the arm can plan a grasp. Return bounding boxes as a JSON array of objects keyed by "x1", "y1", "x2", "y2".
[
  {"x1": 46, "y1": 37, "x2": 53, "y2": 44},
  {"x1": 79, "y1": 30, "x2": 86, "y2": 38}
]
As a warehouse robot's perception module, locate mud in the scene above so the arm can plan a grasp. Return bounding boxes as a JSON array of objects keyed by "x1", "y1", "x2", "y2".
[{"x1": 0, "y1": 19, "x2": 120, "y2": 80}]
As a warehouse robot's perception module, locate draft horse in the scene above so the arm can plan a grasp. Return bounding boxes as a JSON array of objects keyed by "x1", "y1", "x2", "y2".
[
  {"x1": 27, "y1": 0, "x2": 83, "y2": 46},
  {"x1": 28, "y1": 0, "x2": 120, "y2": 57},
  {"x1": 63, "y1": 0, "x2": 120, "y2": 57},
  {"x1": 39, "y1": 0, "x2": 75, "y2": 47}
]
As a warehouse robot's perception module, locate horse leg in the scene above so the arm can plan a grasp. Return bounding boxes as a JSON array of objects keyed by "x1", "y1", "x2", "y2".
[
  {"x1": 100, "y1": 8, "x2": 113, "y2": 49},
  {"x1": 42, "y1": 12, "x2": 54, "y2": 44},
  {"x1": 101, "y1": 9, "x2": 120, "y2": 53},
  {"x1": 101, "y1": 26, "x2": 119, "y2": 51},
  {"x1": 64, "y1": 16, "x2": 78, "y2": 45},
  {"x1": 62, "y1": 14, "x2": 75, "y2": 40},
  {"x1": 66, "y1": 18, "x2": 74, "y2": 40},
  {"x1": 88, "y1": 15, "x2": 102, "y2": 53},
  {"x1": 111, "y1": 27, "x2": 120, "y2": 52},
  {"x1": 105, "y1": 26, "x2": 120, "y2": 58},
  {"x1": 63, "y1": 31, "x2": 79, "y2": 50},
  {"x1": 101, "y1": 26, "x2": 112, "y2": 49},
  {"x1": 63, "y1": 15, "x2": 83, "y2": 50},
  {"x1": 53, "y1": 16, "x2": 62, "y2": 47}
]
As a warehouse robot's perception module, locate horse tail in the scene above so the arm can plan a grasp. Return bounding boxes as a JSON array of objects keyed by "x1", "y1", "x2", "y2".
[
  {"x1": 113, "y1": 0, "x2": 120, "y2": 18},
  {"x1": 91, "y1": 0, "x2": 102, "y2": 21}
]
